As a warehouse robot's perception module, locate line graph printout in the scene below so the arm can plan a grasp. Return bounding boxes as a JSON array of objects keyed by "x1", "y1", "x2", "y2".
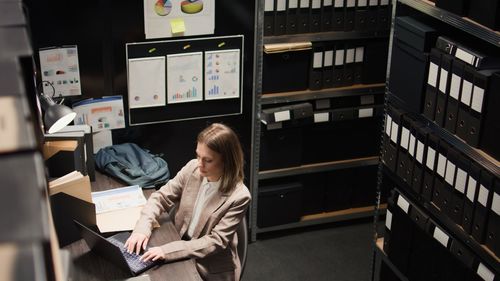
[
  {"x1": 204, "y1": 49, "x2": 240, "y2": 100},
  {"x1": 167, "y1": 52, "x2": 203, "y2": 104}
]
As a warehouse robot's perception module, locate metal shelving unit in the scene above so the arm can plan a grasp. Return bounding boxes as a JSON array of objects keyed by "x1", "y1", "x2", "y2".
[
  {"x1": 372, "y1": 0, "x2": 500, "y2": 280},
  {"x1": 250, "y1": 0, "x2": 390, "y2": 242}
]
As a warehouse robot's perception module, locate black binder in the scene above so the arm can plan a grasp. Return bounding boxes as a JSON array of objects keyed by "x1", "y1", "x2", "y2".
[
  {"x1": 344, "y1": 0, "x2": 355, "y2": 31},
  {"x1": 387, "y1": 193, "x2": 414, "y2": 275},
  {"x1": 479, "y1": 71, "x2": 500, "y2": 160},
  {"x1": 431, "y1": 139, "x2": 449, "y2": 212},
  {"x1": 485, "y1": 180, "x2": 500, "y2": 257},
  {"x1": 286, "y1": 0, "x2": 300, "y2": 34},
  {"x1": 310, "y1": 0, "x2": 322, "y2": 32},
  {"x1": 410, "y1": 121, "x2": 428, "y2": 195},
  {"x1": 322, "y1": 43, "x2": 334, "y2": 88},
  {"x1": 462, "y1": 162, "x2": 481, "y2": 234},
  {"x1": 395, "y1": 116, "x2": 412, "y2": 185},
  {"x1": 423, "y1": 48, "x2": 442, "y2": 121},
  {"x1": 353, "y1": 45, "x2": 364, "y2": 84},
  {"x1": 332, "y1": 0, "x2": 345, "y2": 31},
  {"x1": 445, "y1": 59, "x2": 465, "y2": 133},
  {"x1": 377, "y1": 0, "x2": 391, "y2": 30},
  {"x1": 343, "y1": 44, "x2": 356, "y2": 86},
  {"x1": 264, "y1": 0, "x2": 275, "y2": 36},
  {"x1": 361, "y1": 39, "x2": 388, "y2": 84},
  {"x1": 275, "y1": 0, "x2": 287, "y2": 35},
  {"x1": 435, "y1": 53, "x2": 453, "y2": 127},
  {"x1": 366, "y1": 0, "x2": 379, "y2": 31},
  {"x1": 321, "y1": 0, "x2": 333, "y2": 31},
  {"x1": 333, "y1": 42, "x2": 345, "y2": 87},
  {"x1": 422, "y1": 132, "x2": 439, "y2": 202},
  {"x1": 448, "y1": 150, "x2": 469, "y2": 225},
  {"x1": 455, "y1": 64, "x2": 475, "y2": 143},
  {"x1": 309, "y1": 43, "x2": 324, "y2": 90},
  {"x1": 298, "y1": 0, "x2": 311, "y2": 33},
  {"x1": 471, "y1": 169, "x2": 494, "y2": 243},
  {"x1": 354, "y1": 0, "x2": 369, "y2": 31}
]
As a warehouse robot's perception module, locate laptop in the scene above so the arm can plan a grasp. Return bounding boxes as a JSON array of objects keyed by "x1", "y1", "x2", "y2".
[{"x1": 74, "y1": 220, "x2": 161, "y2": 276}]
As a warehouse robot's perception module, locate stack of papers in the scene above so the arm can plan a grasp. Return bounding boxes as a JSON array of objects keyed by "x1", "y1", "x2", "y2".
[
  {"x1": 48, "y1": 171, "x2": 92, "y2": 203},
  {"x1": 91, "y1": 185, "x2": 147, "y2": 233}
]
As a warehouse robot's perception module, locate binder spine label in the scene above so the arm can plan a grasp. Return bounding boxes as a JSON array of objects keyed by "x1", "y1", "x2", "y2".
[
  {"x1": 313, "y1": 52, "x2": 323, "y2": 68},
  {"x1": 312, "y1": 0, "x2": 321, "y2": 9},
  {"x1": 455, "y1": 168, "x2": 467, "y2": 194},
  {"x1": 324, "y1": 50, "x2": 334, "y2": 67},
  {"x1": 277, "y1": 0, "x2": 287, "y2": 11},
  {"x1": 437, "y1": 154, "x2": 447, "y2": 177},
  {"x1": 409, "y1": 134, "x2": 416, "y2": 157},
  {"x1": 385, "y1": 209, "x2": 393, "y2": 230},
  {"x1": 300, "y1": 0, "x2": 310, "y2": 8},
  {"x1": 461, "y1": 80, "x2": 473, "y2": 105},
  {"x1": 397, "y1": 195, "x2": 410, "y2": 213},
  {"x1": 390, "y1": 122, "x2": 399, "y2": 144},
  {"x1": 314, "y1": 112, "x2": 329, "y2": 123},
  {"x1": 416, "y1": 141, "x2": 424, "y2": 164},
  {"x1": 289, "y1": 0, "x2": 299, "y2": 8},
  {"x1": 355, "y1": 47, "x2": 364, "y2": 62},
  {"x1": 433, "y1": 226, "x2": 450, "y2": 248},
  {"x1": 455, "y1": 48, "x2": 476, "y2": 66},
  {"x1": 492, "y1": 193, "x2": 500, "y2": 216},
  {"x1": 426, "y1": 147, "x2": 436, "y2": 170},
  {"x1": 400, "y1": 127, "x2": 409, "y2": 150},
  {"x1": 359, "y1": 108, "x2": 373, "y2": 118},
  {"x1": 428, "y1": 62, "x2": 439, "y2": 87},
  {"x1": 274, "y1": 110, "x2": 291, "y2": 122},
  {"x1": 450, "y1": 74, "x2": 461, "y2": 100},
  {"x1": 471, "y1": 86, "x2": 485, "y2": 113},
  {"x1": 439, "y1": 69, "x2": 449, "y2": 94},
  {"x1": 334, "y1": 0, "x2": 344, "y2": 7},
  {"x1": 345, "y1": 48, "x2": 355, "y2": 64},
  {"x1": 466, "y1": 177, "x2": 477, "y2": 202},
  {"x1": 265, "y1": 0, "x2": 274, "y2": 11},
  {"x1": 476, "y1": 263, "x2": 494, "y2": 281},
  {"x1": 445, "y1": 161, "x2": 456, "y2": 186},
  {"x1": 478, "y1": 184, "x2": 489, "y2": 207},
  {"x1": 385, "y1": 115, "x2": 392, "y2": 136}
]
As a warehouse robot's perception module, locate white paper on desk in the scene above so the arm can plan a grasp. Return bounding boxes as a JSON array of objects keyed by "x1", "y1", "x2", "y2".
[
  {"x1": 91, "y1": 185, "x2": 146, "y2": 214},
  {"x1": 96, "y1": 206, "x2": 143, "y2": 233}
]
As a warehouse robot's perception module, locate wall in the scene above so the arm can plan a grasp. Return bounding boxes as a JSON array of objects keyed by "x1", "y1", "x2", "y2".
[{"x1": 23, "y1": 0, "x2": 256, "y2": 178}]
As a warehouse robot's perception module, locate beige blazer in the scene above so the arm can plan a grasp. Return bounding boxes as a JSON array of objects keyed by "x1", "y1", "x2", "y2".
[{"x1": 133, "y1": 159, "x2": 251, "y2": 281}]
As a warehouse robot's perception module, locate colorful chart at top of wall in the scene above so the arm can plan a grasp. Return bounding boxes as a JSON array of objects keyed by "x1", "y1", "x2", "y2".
[
  {"x1": 154, "y1": 0, "x2": 172, "y2": 16},
  {"x1": 181, "y1": 0, "x2": 203, "y2": 14}
]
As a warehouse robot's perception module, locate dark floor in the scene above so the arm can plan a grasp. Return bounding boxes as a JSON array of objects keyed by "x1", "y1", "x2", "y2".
[{"x1": 242, "y1": 219, "x2": 375, "y2": 281}]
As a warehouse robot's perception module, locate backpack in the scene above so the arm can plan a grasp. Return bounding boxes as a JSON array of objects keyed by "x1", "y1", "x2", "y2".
[{"x1": 95, "y1": 143, "x2": 170, "y2": 189}]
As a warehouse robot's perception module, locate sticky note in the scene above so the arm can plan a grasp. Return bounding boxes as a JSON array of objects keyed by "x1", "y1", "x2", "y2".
[{"x1": 170, "y1": 18, "x2": 185, "y2": 35}]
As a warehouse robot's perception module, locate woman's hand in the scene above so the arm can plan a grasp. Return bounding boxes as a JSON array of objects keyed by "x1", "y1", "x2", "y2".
[
  {"x1": 124, "y1": 233, "x2": 149, "y2": 255},
  {"x1": 140, "y1": 246, "x2": 165, "y2": 262}
]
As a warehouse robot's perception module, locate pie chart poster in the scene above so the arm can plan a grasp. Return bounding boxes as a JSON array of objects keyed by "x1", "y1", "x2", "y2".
[{"x1": 144, "y1": 0, "x2": 214, "y2": 39}]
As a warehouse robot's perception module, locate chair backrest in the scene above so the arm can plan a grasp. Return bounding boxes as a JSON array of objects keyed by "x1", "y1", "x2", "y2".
[{"x1": 236, "y1": 216, "x2": 248, "y2": 279}]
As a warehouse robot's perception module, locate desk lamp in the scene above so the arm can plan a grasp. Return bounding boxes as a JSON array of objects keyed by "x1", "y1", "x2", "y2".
[{"x1": 38, "y1": 92, "x2": 76, "y2": 134}]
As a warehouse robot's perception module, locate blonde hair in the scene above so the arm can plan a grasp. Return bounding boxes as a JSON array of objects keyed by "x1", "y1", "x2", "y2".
[{"x1": 197, "y1": 123, "x2": 244, "y2": 193}]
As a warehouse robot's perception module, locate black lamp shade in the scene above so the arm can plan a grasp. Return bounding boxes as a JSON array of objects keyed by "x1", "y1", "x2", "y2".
[
  {"x1": 44, "y1": 104, "x2": 77, "y2": 134},
  {"x1": 39, "y1": 93, "x2": 76, "y2": 134}
]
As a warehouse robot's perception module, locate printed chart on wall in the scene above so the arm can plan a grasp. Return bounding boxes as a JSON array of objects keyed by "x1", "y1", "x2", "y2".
[
  {"x1": 166, "y1": 52, "x2": 203, "y2": 104},
  {"x1": 143, "y1": 0, "x2": 214, "y2": 39},
  {"x1": 128, "y1": 56, "x2": 166, "y2": 108},
  {"x1": 39, "y1": 46, "x2": 82, "y2": 97},
  {"x1": 204, "y1": 49, "x2": 240, "y2": 100}
]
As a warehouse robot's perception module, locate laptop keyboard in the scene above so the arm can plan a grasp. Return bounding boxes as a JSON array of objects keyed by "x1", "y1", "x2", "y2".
[{"x1": 107, "y1": 236, "x2": 158, "y2": 274}]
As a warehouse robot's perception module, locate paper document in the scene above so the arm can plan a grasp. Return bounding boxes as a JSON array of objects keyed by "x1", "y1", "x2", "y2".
[{"x1": 91, "y1": 185, "x2": 147, "y2": 214}]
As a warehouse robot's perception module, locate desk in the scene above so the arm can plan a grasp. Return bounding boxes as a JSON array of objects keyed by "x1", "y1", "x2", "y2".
[{"x1": 64, "y1": 172, "x2": 203, "y2": 281}]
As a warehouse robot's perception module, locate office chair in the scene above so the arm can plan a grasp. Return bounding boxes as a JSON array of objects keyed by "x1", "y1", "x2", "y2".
[{"x1": 236, "y1": 216, "x2": 248, "y2": 280}]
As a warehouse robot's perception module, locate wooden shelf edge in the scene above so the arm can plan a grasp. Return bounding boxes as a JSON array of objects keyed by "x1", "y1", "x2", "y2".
[
  {"x1": 261, "y1": 83, "x2": 386, "y2": 103},
  {"x1": 301, "y1": 203, "x2": 387, "y2": 221},
  {"x1": 259, "y1": 156, "x2": 380, "y2": 179}
]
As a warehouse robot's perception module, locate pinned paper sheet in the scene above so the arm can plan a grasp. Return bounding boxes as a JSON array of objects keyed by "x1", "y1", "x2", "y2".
[{"x1": 170, "y1": 18, "x2": 185, "y2": 36}]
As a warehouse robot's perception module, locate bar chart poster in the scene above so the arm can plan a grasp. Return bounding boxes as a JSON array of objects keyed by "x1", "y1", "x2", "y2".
[
  {"x1": 167, "y1": 52, "x2": 203, "y2": 104},
  {"x1": 204, "y1": 49, "x2": 241, "y2": 100}
]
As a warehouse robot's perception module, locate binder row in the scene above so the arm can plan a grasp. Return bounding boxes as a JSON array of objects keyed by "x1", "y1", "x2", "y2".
[
  {"x1": 263, "y1": 39, "x2": 388, "y2": 93},
  {"x1": 259, "y1": 95, "x2": 383, "y2": 170},
  {"x1": 263, "y1": 0, "x2": 391, "y2": 36},
  {"x1": 382, "y1": 104, "x2": 500, "y2": 259},
  {"x1": 423, "y1": 43, "x2": 500, "y2": 161},
  {"x1": 384, "y1": 189, "x2": 498, "y2": 281}
]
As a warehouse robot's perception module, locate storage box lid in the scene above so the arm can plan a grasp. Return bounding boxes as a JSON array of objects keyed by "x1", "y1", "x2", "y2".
[{"x1": 394, "y1": 16, "x2": 437, "y2": 52}]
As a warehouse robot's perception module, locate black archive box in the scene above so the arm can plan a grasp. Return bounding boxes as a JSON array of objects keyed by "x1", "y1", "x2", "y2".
[
  {"x1": 389, "y1": 16, "x2": 437, "y2": 114},
  {"x1": 324, "y1": 168, "x2": 355, "y2": 212},
  {"x1": 262, "y1": 47, "x2": 311, "y2": 94},
  {"x1": 257, "y1": 182, "x2": 303, "y2": 227},
  {"x1": 259, "y1": 124, "x2": 303, "y2": 171},
  {"x1": 300, "y1": 173, "x2": 326, "y2": 215},
  {"x1": 435, "y1": 0, "x2": 470, "y2": 16},
  {"x1": 361, "y1": 39, "x2": 389, "y2": 84},
  {"x1": 468, "y1": 0, "x2": 500, "y2": 31}
]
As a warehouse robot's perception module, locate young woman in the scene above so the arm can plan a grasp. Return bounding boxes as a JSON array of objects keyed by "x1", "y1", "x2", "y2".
[{"x1": 125, "y1": 123, "x2": 251, "y2": 281}]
